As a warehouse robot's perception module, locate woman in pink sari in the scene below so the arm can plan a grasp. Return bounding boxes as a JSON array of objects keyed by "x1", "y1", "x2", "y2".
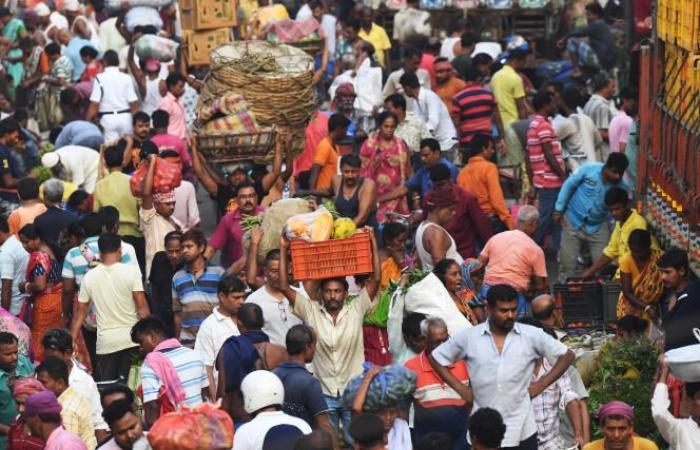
[{"x1": 360, "y1": 111, "x2": 411, "y2": 223}]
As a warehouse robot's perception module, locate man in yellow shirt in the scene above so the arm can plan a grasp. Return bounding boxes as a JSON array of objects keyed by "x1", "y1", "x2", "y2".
[
  {"x1": 582, "y1": 187, "x2": 658, "y2": 278},
  {"x1": 583, "y1": 401, "x2": 659, "y2": 450},
  {"x1": 358, "y1": 7, "x2": 391, "y2": 68},
  {"x1": 490, "y1": 50, "x2": 530, "y2": 127}
]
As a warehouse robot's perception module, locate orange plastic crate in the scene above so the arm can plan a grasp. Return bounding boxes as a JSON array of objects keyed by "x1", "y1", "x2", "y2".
[{"x1": 290, "y1": 229, "x2": 373, "y2": 280}]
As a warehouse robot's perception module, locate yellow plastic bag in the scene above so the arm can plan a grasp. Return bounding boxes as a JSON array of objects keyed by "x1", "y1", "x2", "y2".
[{"x1": 285, "y1": 206, "x2": 333, "y2": 242}]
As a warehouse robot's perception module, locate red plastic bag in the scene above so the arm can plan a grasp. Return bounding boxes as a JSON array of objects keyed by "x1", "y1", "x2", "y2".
[
  {"x1": 147, "y1": 403, "x2": 234, "y2": 450},
  {"x1": 130, "y1": 157, "x2": 182, "y2": 197}
]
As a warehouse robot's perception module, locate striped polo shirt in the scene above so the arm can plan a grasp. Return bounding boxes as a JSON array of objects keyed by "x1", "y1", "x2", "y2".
[
  {"x1": 141, "y1": 345, "x2": 208, "y2": 407},
  {"x1": 172, "y1": 264, "x2": 225, "y2": 342},
  {"x1": 526, "y1": 114, "x2": 565, "y2": 189},
  {"x1": 452, "y1": 85, "x2": 497, "y2": 145}
]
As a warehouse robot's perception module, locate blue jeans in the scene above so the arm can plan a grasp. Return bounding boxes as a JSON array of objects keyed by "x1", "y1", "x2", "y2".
[
  {"x1": 325, "y1": 394, "x2": 352, "y2": 445},
  {"x1": 535, "y1": 187, "x2": 562, "y2": 248},
  {"x1": 481, "y1": 284, "x2": 529, "y2": 316}
]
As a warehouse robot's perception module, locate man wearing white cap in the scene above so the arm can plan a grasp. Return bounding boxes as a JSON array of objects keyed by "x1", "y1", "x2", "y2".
[
  {"x1": 34, "y1": 2, "x2": 68, "y2": 43},
  {"x1": 63, "y1": 0, "x2": 100, "y2": 48},
  {"x1": 86, "y1": 50, "x2": 138, "y2": 142},
  {"x1": 41, "y1": 146, "x2": 100, "y2": 194}
]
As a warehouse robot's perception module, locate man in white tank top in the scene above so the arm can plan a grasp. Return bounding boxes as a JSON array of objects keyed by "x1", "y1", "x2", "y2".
[{"x1": 415, "y1": 184, "x2": 463, "y2": 271}]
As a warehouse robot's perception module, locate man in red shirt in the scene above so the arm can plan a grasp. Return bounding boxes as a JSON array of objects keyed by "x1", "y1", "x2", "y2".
[
  {"x1": 526, "y1": 91, "x2": 567, "y2": 247},
  {"x1": 451, "y1": 66, "x2": 505, "y2": 151},
  {"x1": 404, "y1": 317, "x2": 469, "y2": 448}
]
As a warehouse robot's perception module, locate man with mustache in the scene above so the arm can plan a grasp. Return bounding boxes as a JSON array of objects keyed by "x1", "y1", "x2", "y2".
[
  {"x1": 429, "y1": 284, "x2": 575, "y2": 450},
  {"x1": 278, "y1": 229, "x2": 381, "y2": 445},
  {"x1": 205, "y1": 182, "x2": 265, "y2": 273}
]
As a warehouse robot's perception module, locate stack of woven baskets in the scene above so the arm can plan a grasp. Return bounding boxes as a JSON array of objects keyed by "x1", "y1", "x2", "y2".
[{"x1": 196, "y1": 40, "x2": 317, "y2": 164}]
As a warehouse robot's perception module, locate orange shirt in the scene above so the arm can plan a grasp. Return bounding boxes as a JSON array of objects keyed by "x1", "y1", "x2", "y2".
[
  {"x1": 434, "y1": 77, "x2": 467, "y2": 112},
  {"x1": 457, "y1": 156, "x2": 512, "y2": 229},
  {"x1": 312, "y1": 136, "x2": 339, "y2": 190},
  {"x1": 8, "y1": 203, "x2": 48, "y2": 236}
]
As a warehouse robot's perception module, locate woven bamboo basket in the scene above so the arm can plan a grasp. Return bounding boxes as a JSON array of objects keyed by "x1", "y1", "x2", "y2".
[
  {"x1": 199, "y1": 41, "x2": 316, "y2": 129},
  {"x1": 195, "y1": 129, "x2": 276, "y2": 164}
]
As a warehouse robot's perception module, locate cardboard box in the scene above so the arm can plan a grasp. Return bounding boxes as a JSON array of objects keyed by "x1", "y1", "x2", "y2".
[
  {"x1": 180, "y1": 0, "x2": 237, "y2": 30},
  {"x1": 184, "y1": 28, "x2": 231, "y2": 66}
]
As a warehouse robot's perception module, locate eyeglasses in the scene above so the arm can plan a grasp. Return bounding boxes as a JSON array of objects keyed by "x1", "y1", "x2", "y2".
[{"x1": 278, "y1": 301, "x2": 288, "y2": 322}]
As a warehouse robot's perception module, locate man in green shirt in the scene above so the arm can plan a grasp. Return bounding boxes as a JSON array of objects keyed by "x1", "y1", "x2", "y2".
[{"x1": 0, "y1": 332, "x2": 34, "y2": 449}]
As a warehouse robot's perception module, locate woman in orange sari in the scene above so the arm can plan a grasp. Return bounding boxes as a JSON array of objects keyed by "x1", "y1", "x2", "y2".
[
  {"x1": 360, "y1": 111, "x2": 411, "y2": 223},
  {"x1": 363, "y1": 222, "x2": 412, "y2": 365},
  {"x1": 18, "y1": 224, "x2": 64, "y2": 362},
  {"x1": 618, "y1": 229, "x2": 664, "y2": 321}
]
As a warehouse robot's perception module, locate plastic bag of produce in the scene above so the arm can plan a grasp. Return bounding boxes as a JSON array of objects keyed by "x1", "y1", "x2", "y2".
[
  {"x1": 130, "y1": 157, "x2": 182, "y2": 197},
  {"x1": 124, "y1": 7, "x2": 163, "y2": 33},
  {"x1": 258, "y1": 198, "x2": 312, "y2": 259},
  {"x1": 134, "y1": 34, "x2": 178, "y2": 62},
  {"x1": 341, "y1": 364, "x2": 416, "y2": 411},
  {"x1": 105, "y1": 0, "x2": 175, "y2": 11},
  {"x1": 147, "y1": 403, "x2": 233, "y2": 450},
  {"x1": 285, "y1": 206, "x2": 333, "y2": 242}
]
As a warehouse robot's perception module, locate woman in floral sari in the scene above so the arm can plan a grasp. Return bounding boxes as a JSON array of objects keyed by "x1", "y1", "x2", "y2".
[
  {"x1": 618, "y1": 229, "x2": 664, "y2": 321},
  {"x1": 0, "y1": 9, "x2": 27, "y2": 88},
  {"x1": 18, "y1": 224, "x2": 63, "y2": 362},
  {"x1": 360, "y1": 111, "x2": 411, "y2": 223}
]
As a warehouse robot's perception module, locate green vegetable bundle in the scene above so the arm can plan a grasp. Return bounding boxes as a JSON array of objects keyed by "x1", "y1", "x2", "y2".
[{"x1": 587, "y1": 337, "x2": 662, "y2": 445}]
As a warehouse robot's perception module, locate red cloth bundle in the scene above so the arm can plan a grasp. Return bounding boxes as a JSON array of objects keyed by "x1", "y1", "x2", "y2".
[{"x1": 147, "y1": 403, "x2": 234, "y2": 450}]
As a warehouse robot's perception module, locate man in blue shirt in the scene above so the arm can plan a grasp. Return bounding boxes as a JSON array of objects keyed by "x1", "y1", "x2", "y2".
[
  {"x1": 378, "y1": 138, "x2": 458, "y2": 211},
  {"x1": 553, "y1": 153, "x2": 629, "y2": 282},
  {"x1": 51, "y1": 120, "x2": 104, "y2": 151},
  {"x1": 274, "y1": 324, "x2": 338, "y2": 448}
]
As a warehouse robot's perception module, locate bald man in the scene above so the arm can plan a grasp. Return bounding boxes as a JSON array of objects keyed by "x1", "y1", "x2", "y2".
[
  {"x1": 530, "y1": 294, "x2": 591, "y2": 447},
  {"x1": 531, "y1": 294, "x2": 564, "y2": 334}
]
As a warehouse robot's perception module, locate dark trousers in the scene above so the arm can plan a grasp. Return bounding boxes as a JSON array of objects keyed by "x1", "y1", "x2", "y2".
[
  {"x1": 121, "y1": 235, "x2": 146, "y2": 276},
  {"x1": 95, "y1": 346, "x2": 139, "y2": 383},
  {"x1": 535, "y1": 187, "x2": 562, "y2": 248},
  {"x1": 501, "y1": 433, "x2": 538, "y2": 450},
  {"x1": 82, "y1": 326, "x2": 97, "y2": 371}
]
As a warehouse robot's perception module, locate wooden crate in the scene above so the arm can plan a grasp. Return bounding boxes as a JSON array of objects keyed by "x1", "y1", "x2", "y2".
[
  {"x1": 183, "y1": 28, "x2": 231, "y2": 66},
  {"x1": 180, "y1": 0, "x2": 236, "y2": 30}
]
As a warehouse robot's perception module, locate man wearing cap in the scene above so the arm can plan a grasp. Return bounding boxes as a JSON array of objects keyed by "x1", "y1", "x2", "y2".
[
  {"x1": 23, "y1": 391, "x2": 88, "y2": 450},
  {"x1": 63, "y1": 0, "x2": 99, "y2": 48},
  {"x1": 86, "y1": 50, "x2": 138, "y2": 142},
  {"x1": 583, "y1": 401, "x2": 658, "y2": 450},
  {"x1": 41, "y1": 145, "x2": 99, "y2": 194},
  {"x1": 140, "y1": 154, "x2": 181, "y2": 278},
  {"x1": 414, "y1": 183, "x2": 463, "y2": 271},
  {"x1": 34, "y1": 3, "x2": 68, "y2": 43}
]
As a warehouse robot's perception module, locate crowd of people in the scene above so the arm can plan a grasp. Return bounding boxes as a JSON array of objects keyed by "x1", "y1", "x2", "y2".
[{"x1": 0, "y1": 0, "x2": 698, "y2": 449}]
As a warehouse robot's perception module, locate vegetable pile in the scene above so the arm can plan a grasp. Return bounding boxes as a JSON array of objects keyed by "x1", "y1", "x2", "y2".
[{"x1": 587, "y1": 337, "x2": 662, "y2": 445}]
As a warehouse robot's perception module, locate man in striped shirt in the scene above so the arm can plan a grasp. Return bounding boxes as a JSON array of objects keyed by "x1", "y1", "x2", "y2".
[
  {"x1": 172, "y1": 229, "x2": 225, "y2": 346},
  {"x1": 131, "y1": 316, "x2": 208, "y2": 428},
  {"x1": 526, "y1": 91, "x2": 567, "y2": 247},
  {"x1": 451, "y1": 65, "x2": 505, "y2": 153}
]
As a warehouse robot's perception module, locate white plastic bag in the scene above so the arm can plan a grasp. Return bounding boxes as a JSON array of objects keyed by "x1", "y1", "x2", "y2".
[
  {"x1": 285, "y1": 206, "x2": 333, "y2": 242},
  {"x1": 388, "y1": 273, "x2": 472, "y2": 365},
  {"x1": 105, "y1": 0, "x2": 174, "y2": 11},
  {"x1": 124, "y1": 7, "x2": 163, "y2": 33},
  {"x1": 134, "y1": 35, "x2": 178, "y2": 62}
]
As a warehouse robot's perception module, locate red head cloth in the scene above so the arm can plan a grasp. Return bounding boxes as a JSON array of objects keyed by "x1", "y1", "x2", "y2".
[
  {"x1": 12, "y1": 378, "x2": 46, "y2": 398},
  {"x1": 24, "y1": 391, "x2": 62, "y2": 416},
  {"x1": 596, "y1": 401, "x2": 634, "y2": 425},
  {"x1": 424, "y1": 185, "x2": 456, "y2": 209}
]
